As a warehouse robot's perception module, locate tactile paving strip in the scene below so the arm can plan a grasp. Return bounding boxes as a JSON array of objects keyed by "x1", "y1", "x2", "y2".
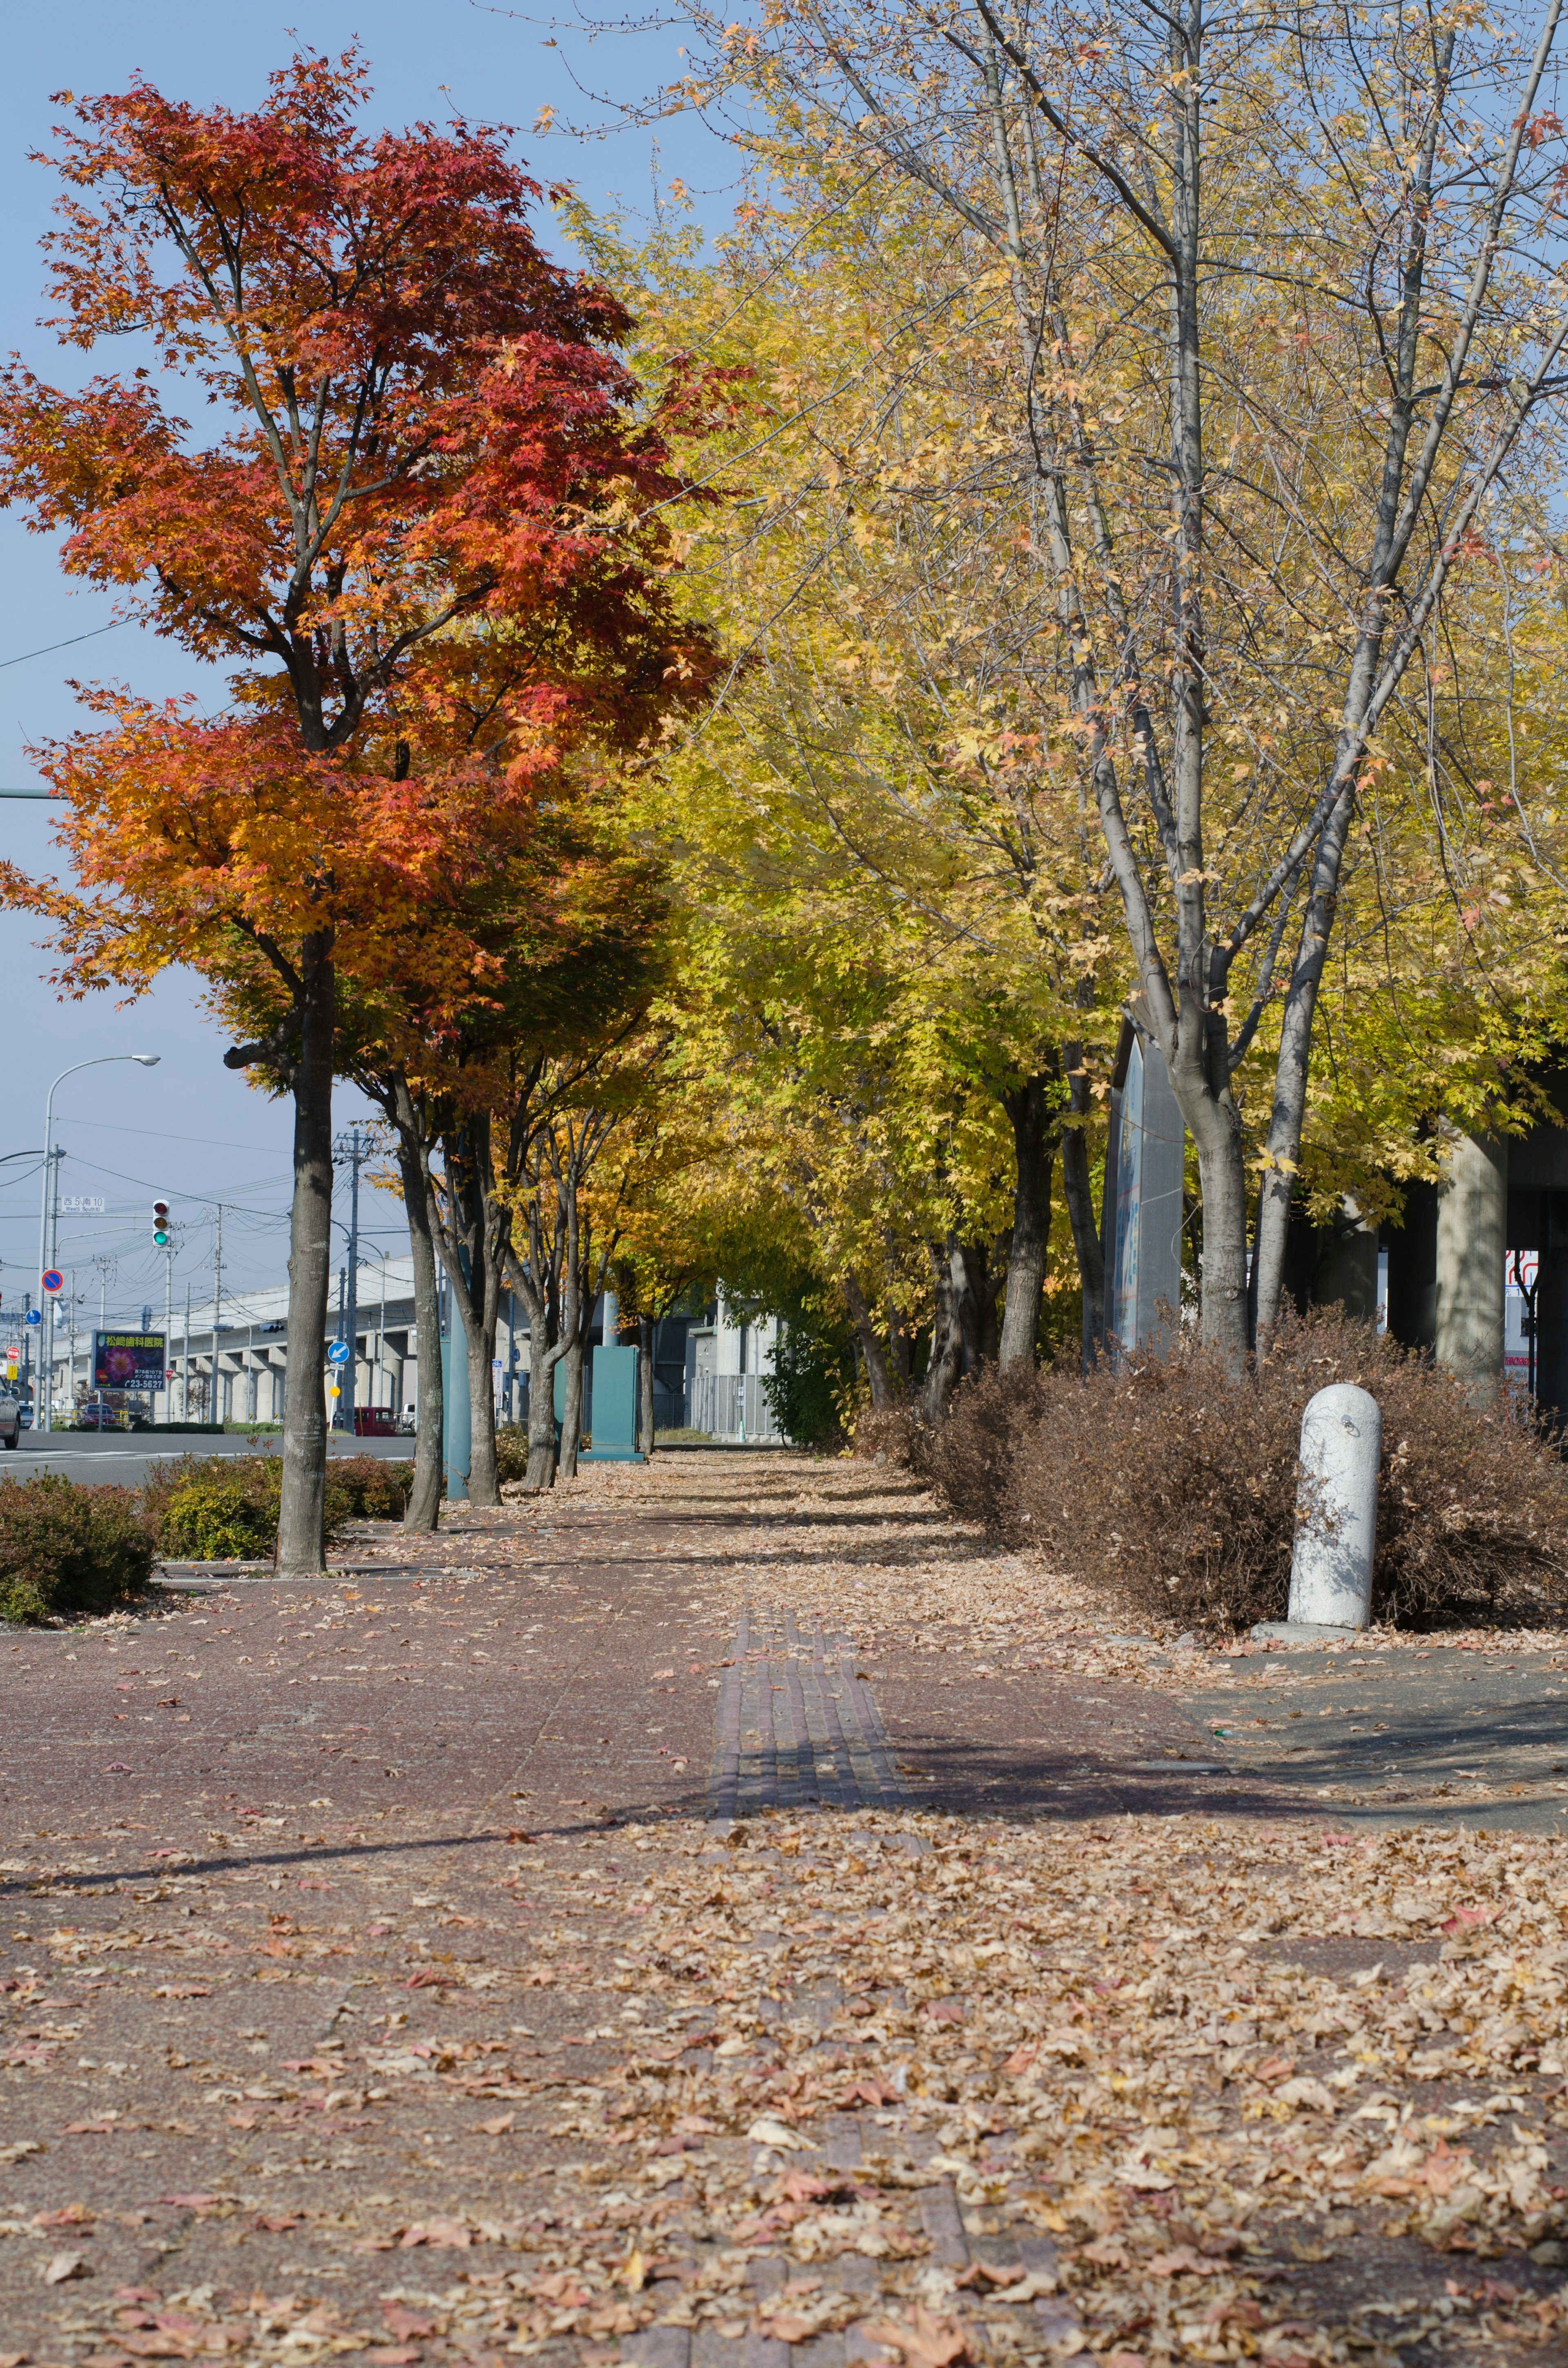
[{"x1": 708, "y1": 1608, "x2": 906, "y2": 1818}]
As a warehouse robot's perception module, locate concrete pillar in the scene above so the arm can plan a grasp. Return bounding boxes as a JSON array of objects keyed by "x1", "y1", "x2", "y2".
[
  {"x1": 1436, "y1": 1132, "x2": 1507, "y2": 1399},
  {"x1": 1313, "y1": 1201, "x2": 1379, "y2": 1323},
  {"x1": 1386, "y1": 1180, "x2": 1438, "y2": 1352},
  {"x1": 1287, "y1": 1382, "x2": 1381, "y2": 1628}
]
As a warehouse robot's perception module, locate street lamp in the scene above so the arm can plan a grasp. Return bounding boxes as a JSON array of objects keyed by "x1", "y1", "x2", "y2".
[{"x1": 38, "y1": 1055, "x2": 159, "y2": 1432}]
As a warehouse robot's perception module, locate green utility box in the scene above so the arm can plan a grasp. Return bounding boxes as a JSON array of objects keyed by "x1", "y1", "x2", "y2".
[{"x1": 580, "y1": 1343, "x2": 641, "y2": 1462}]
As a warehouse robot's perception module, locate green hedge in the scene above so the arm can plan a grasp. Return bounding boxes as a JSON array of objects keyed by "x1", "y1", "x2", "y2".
[
  {"x1": 143, "y1": 1452, "x2": 414, "y2": 1561},
  {"x1": 0, "y1": 1473, "x2": 155, "y2": 1624}
]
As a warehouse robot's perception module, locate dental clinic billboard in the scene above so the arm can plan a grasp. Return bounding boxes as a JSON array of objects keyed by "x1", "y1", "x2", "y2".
[{"x1": 93, "y1": 1332, "x2": 167, "y2": 1390}]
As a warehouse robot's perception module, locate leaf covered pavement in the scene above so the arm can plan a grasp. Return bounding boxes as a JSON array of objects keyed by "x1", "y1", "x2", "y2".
[{"x1": 2, "y1": 1453, "x2": 1568, "y2": 2368}]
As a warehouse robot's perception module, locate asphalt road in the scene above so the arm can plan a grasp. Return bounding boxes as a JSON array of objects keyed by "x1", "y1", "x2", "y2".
[{"x1": 0, "y1": 1429, "x2": 411, "y2": 1489}]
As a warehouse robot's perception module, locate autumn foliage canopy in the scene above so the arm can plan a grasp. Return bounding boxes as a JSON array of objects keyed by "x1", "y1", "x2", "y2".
[{"x1": 0, "y1": 47, "x2": 715, "y2": 1004}]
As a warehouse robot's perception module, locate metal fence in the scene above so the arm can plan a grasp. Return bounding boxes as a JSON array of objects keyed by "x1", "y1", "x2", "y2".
[{"x1": 688, "y1": 1369, "x2": 783, "y2": 1443}]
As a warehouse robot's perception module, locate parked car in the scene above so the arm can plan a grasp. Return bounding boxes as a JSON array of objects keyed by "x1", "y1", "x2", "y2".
[
  {"x1": 16, "y1": 1404, "x2": 33, "y2": 1430},
  {"x1": 353, "y1": 1407, "x2": 396, "y2": 1437},
  {"x1": 0, "y1": 1397, "x2": 19, "y2": 1448},
  {"x1": 396, "y1": 1404, "x2": 417, "y2": 1436},
  {"x1": 77, "y1": 1399, "x2": 122, "y2": 1430}
]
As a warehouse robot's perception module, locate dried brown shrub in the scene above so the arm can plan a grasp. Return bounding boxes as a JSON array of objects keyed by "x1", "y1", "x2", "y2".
[
  {"x1": 927, "y1": 1312, "x2": 1568, "y2": 1630},
  {"x1": 851, "y1": 1405, "x2": 926, "y2": 1467}
]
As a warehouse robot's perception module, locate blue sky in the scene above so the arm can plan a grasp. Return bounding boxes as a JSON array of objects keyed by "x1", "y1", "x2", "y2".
[{"x1": 0, "y1": 0, "x2": 729, "y2": 1320}]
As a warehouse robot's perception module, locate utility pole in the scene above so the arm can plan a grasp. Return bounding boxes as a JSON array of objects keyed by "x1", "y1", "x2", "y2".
[
  {"x1": 333, "y1": 1126, "x2": 369, "y2": 1435},
  {"x1": 183, "y1": 1278, "x2": 192, "y2": 1423},
  {"x1": 210, "y1": 1204, "x2": 224, "y2": 1425},
  {"x1": 334, "y1": 1265, "x2": 347, "y2": 1432},
  {"x1": 38, "y1": 1144, "x2": 63, "y2": 1430},
  {"x1": 163, "y1": 1244, "x2": 173, "y2": 1425},
  {"x1": 90, "y1": 1254, "x2": 116, "y2": 1414}
]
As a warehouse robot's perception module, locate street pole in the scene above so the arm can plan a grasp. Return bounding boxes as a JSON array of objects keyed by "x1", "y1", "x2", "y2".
[
  {"x1": 378, "y1": 1248, "x2": 388, "y2": 1416},
  {"x1": 37, "y1": 1054, "x2": 159, "y2": 1432},
  {"x1": 344, "y1": 1128, "x2": 364, "y2": 1435},
  {"x1": 211, "y1": 1204, "x2": 223, "y2": 1426},
  {"x1": 163, "y1": 1245, "x2": 173, "y2": 1424},
  {"x1": 183, "y1": 1279, "x2": 192, "y2": 1423},
  {"x1": 40, "y1": 1147, "x2": 62, "y2": 1425}
]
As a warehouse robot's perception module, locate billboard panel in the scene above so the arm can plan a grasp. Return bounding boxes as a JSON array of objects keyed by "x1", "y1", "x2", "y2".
[{"x1": 93, "y1": 1331, "x2": 167, "y2": 1389}]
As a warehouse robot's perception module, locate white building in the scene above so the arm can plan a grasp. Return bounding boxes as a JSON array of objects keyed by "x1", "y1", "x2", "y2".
[{"x1": 685, "y1": 1298, "x2": 784, "y2": 1443}]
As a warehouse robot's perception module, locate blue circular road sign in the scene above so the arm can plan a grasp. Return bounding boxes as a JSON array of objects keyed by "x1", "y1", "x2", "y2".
[
  {"x1": 326, "y1": 1340, "x2": 352, "y2": 1365},
  {"x1": 25, "y1": 1309, "x2": 40, "y2": 1326}
]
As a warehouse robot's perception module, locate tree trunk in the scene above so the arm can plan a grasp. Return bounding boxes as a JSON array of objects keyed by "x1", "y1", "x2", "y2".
[
  {"x1": 463, "y1": 1304, "x2": 499, "y2": 1504},
  {"x1": 999, "y1": 1075, "x2": 1054, "y2": 1368},
  {"x1": 559, "y1": 1333, "x2": 584, "y2": 1478},
  {"x1": 426, "y1": 1114, "x2": 508, "y2": 1508},
  {"x1": 639, "y1": 1313, "x2": 655, "y2": 1454},
  {"x1": 1186, "y1": 1036, "x2": 1251, "y2": 1359},
  {"x1": 922, "y1": 1241, "x2": 964, "y2": 1423},
  {"x1": 395, "y1": 1117, "x2": 443, "y2": 1534},
  {"x1": 524, "y1": 1314, "x2": 560, "y2": 1490},
  {"x1": 956, "y1": 1240, "x2": 990, "y2": 1372},
  {"x1": 1060, "y1": 1110, "x2": 1105, "y2": 1369},
  {"x1": 277, "y1": 932, "x2": 334, "y2": 1574},
  {"x1": 842, "y1": 1269, "x2": 896, "y2": 1407}
]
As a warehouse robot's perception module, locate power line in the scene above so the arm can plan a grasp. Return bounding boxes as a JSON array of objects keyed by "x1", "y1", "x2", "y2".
[{"x1": 0, "y1": 619, "x2": 127, "y2": 672}]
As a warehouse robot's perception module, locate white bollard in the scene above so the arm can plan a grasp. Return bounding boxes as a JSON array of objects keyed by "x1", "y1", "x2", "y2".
[{"x1": 1285, "y1": 1383, "x2": 1381, "y2": 1630}]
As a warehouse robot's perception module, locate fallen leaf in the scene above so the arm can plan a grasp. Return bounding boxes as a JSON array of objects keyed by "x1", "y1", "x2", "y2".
[
  {"x1": 42, "y1": 2249, "x2": 87, "y2": 2283},
  {"x1": 380, "y1": 2306, "x2": 435, "y2": 2339},
  {"x1": 748, "y1": 2116, "x2": 820, "y2": 2152},
  {"x1": 1274, "y1": 2075, "x2": 1338, "y2": 2114},
  {"x1": 478, "y1": 2114, "x2": 514, "y2": 2135},
  {"x1": 859, "y1": 2307, "x2": 973, "y2": 2368},
  {"x1": 399, "y1": 2217, "x2": 470, "y2": 2248}
]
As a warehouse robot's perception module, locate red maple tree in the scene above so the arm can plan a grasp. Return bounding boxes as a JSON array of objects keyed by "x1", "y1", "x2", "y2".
[{"x1": 0, "y1": 51, "x2": 715, "y2": 1566}]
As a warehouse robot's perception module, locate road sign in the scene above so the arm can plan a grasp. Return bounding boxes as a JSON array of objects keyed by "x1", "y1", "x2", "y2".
[
  {"x1": 41, "y1": 1271, "x2": 63, "y2": 1295},
  {"x1": 326, "y1": 1340, "x2": 351, "y2": 1366},
  {"x1": 25, "y1": 1309, "x2": 41, "y2": 1327},
  {"x1": 166, "y1": 1366, "x2": 178, "y2": 1379}
]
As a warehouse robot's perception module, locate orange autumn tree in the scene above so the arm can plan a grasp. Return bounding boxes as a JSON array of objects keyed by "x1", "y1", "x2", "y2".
[{"x1": 0, "y1": 51, "x2": 715, "y2": 1570}]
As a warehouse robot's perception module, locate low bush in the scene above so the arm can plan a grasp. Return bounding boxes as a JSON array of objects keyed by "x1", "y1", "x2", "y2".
[
  {"x1": 495, "y1": 1426, "x2": 531, "y2": 1486},
  {"x1": 851, "y1": 1405, "x2": 927, "y2": 1467},
  {"x1": 143, "y1": 1451, "x2": 413, "y2": 1560},
  {"x1": 0, "y1": 1473, "x2": 155, "y2": 1623},
  {"x1": 925, "y1": 1312, "x2": 1568, "y2": 1630},
  {"x1": 760, "y1": 1306, "x2": 857, "y2": 1450},
  {"x1": 327, "y1": 1454, "x2": 414, "y2": 1523}
]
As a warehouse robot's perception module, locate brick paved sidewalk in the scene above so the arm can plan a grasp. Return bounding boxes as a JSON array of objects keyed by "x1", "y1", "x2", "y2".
[{"x1": 2, "y1": 1454, "x2": 1566, "y2": 2368}]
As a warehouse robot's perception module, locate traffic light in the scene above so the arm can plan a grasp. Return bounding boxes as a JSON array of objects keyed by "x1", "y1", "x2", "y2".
[{"x1": 152, "y1": 1199, "x2": 170, "y2": 1249}]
